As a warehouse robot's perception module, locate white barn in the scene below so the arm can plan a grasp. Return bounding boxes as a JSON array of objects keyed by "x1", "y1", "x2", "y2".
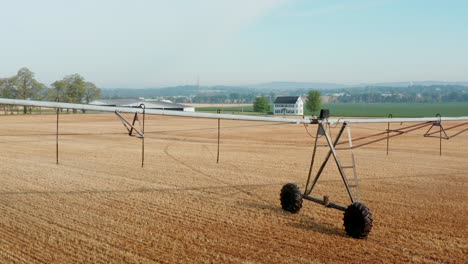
[{"x1": 273, "y1": 96, "x2": 303, "y2": 115}]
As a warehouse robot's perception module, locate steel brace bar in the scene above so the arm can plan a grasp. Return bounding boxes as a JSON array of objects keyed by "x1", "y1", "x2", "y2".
[
  {"x1": 303, "y1": 122, "x2": 357, "y2": 209},
  {"x1": 302, "y1": 195, "x2": 347, "y2": 211},
  {"x1": 115, "y1": 111, "x2": 144, "y2": 138},
  {"x1": 114, "y1": 104, "x2": 146, "y2": 167},
  {"x1": 422, "y1": 121, "x2": 468, "y2": 139}
]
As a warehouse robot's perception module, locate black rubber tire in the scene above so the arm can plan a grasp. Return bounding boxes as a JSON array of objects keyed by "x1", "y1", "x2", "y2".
[
  {"x1": 343, "y1": 202, "x2": 373, "y2": 238},
  {"x1": 280, "y1": 183, "x2": 303, "y2": 213}
]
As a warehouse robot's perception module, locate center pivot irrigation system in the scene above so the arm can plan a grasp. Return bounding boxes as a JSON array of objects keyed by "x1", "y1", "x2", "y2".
[{"x1": 1, "y1": 98, "x2": 468, "y2": 239}]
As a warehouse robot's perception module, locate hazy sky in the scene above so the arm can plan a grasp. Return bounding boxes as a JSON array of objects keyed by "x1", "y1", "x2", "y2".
[{"x1": 1, "y1": 0, "x2": 467, "y2": 87}]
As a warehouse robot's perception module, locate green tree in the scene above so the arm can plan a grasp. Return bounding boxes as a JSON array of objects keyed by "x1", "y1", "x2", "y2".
[
  {"x1": 83, "y1": 82, "x2": 101, "y2": 104},
  {"x1": 63, "y1": 74, "x2": 86, "y2": 105},
  {"x1": 49, "y1": 80, "x2": 67, "y2": 102},
  {"x1": 306, "y1": 90, "x2": 322, "y2": 114},
  {"x1": 0, "y1": 78, "x2": 16, "y2": 98},
  {"x1": 253, "y1": 96, "x2": 270, "y2": 112},
  {"x1": 14, "y1": 67, "x2": 45, "y2": 113},
  {"x1": 51, "y1": 74, "x2": 87, "y2": 113},
  {"x1": 0, "y1": 77, "x2": 19, "y2": 114}
]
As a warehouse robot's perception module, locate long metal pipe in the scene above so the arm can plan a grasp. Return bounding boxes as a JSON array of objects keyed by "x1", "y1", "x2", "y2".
[
  {"x1": 0, "y1": 98, "x2": 310, "y2": 124},
  {"x1": 1, "y1": 98, "x2": 467, "y2": 124}
]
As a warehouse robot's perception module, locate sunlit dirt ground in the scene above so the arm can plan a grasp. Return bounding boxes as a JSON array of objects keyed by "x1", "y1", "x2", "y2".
[{"x1": 0, "y1": 114, "x2": 466, "y2": 263}]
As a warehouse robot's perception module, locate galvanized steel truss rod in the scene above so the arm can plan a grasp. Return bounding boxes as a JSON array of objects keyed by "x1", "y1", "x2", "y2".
[
  {"x1": 424, "y1": 122, "x2": 449, "y2": 139},
  {"x1": 140, "y1": 105, "x2": 145, "y2": 168},
  {"x1": 386, "y1": 114, "x2": 392, "y2": 156},
  {"x1": 424, "y1": 121, "x2": 447, "y2": 156},
  {"x1": 337, "y1": 122, "x2": 431, "y2": 146},
  {"x1": 217, "y1": 109, "x2": 221, "y2": 164},
  {"x1": 423, "y1": 115, "x2": 447, "y2": 156},
  {"x1": 303, "y1": 122, "x2": 356, "y2": 207},
  {"x1": 129, "y1": 112, "x2": 140, "y2": 136},
  {"x1": 56, "y1": 98, "x2": 59, "y2": 165},
  {"x1": 114, "y1": 104, "x2": 146, "y2": 167},
  {"x1": 337, "y1": 122, "x2": 432, "y2": 151},
  {"x1": 424, "y1": 122, "x2": 468, "y2": 138},
  {"x1": 115, "y1": 111, "x2": 144, "y2": 138}
]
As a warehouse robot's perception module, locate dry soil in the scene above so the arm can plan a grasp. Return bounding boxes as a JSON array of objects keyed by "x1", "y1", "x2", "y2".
[{"x1": 0, "y1": 114, "x2": 466, "y2": 263}]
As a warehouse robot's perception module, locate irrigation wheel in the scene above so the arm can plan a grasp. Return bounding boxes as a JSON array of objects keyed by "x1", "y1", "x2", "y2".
[
  {"x1": 280, "y1": 183, "x2": 303, "y2": 213},
  {"x1": 343, "y1": 202, "x2": 373, "y2": 238}
]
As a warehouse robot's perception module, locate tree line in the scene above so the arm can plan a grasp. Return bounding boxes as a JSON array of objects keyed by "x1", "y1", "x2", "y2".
[
  {"x1": 0, "y1": 67, "x2": 101, "y2": 113},
  {"x1": 192, "y1": 93, "x2": 260, "y2": 104},
  {"x1": 330, "y1": 85, "x2": 468, "y2": 103}
]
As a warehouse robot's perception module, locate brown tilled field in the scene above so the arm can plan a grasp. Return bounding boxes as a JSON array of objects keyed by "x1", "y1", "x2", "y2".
[{"x1": 0, "y1": 114, "x2": 466, "y2": 263}]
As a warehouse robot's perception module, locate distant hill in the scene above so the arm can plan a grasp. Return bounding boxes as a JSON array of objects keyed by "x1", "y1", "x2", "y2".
[
  {"x1": 247, "y1": 81, "x2": 346, "y2": 90},
  {"x1": 366, "y1": 81, "x2": 468, "y2": 87},
  {"x1": 102, "y1": 81, "x2": 468, "y2": 99},
  {"x1": 102, "y1": 85, "x2": 252, "y2": 98},
  {"x1": 102, "y1": 82, "x2": 348, "y2": 98}
]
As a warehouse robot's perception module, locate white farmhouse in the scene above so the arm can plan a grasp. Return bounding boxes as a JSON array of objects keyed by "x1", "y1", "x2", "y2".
[{"x1": 273, "y1": 96, "x2": 303, "y2": 115}]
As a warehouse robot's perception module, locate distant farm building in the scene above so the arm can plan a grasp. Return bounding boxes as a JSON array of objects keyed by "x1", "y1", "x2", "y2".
[
  {"x1": 273, "y1": 96, "x2": 303, "y2": 115},
  {"x1": 89, "y1": 99, "x2": 195, "y2": 112}
]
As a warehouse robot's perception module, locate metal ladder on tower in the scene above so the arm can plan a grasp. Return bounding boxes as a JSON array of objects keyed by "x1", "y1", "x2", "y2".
[{"x1": 336, "y1": 125, "x2": 361, "y2": 202}]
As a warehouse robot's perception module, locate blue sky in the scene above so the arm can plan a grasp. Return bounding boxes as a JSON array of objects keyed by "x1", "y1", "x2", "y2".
[{"x1": 1, "y1": 0, "x2": 467, "y2": 87}]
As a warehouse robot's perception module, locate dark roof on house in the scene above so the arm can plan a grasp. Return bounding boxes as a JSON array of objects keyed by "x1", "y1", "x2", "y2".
[{"x1": 273, "y1": 96, "x2": 300, "y2": 104}]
